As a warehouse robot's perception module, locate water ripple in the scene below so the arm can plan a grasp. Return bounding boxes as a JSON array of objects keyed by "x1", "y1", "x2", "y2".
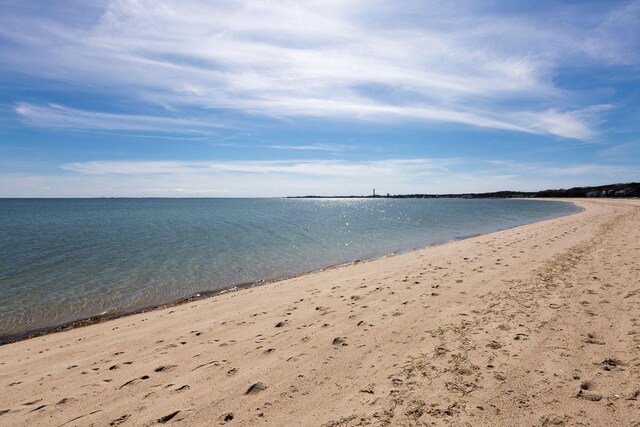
[{"x1": 0, "y1": 198, "x2": 579, "y2": 338}]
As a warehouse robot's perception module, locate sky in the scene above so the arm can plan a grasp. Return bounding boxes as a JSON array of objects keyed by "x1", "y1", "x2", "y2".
[{"x1": 0, "y1": 0, "x2": 638, "y2": 197}]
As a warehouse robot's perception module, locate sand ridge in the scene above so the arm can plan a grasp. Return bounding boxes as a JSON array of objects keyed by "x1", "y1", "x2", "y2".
[{"x1": 0, "y1": 199, "x2": 639, "y2": 426}]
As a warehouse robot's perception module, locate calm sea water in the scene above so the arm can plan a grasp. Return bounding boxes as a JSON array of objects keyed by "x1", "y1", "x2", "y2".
[{"x1": 0, "y1": 198, "x2": 580, "y2": 340}]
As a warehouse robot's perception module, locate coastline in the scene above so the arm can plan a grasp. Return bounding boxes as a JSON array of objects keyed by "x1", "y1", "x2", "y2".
[
  {"x1": 1, "y1": 198, "x2": 638, "y2": 426},
  {"x1": 0, "y1": 198, "x2": 581, "y2": 346}
]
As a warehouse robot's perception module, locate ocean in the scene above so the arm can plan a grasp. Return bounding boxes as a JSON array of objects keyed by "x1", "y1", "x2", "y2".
[{"x1": 0, "y1": 198, "x2": 580, "y2": 341}]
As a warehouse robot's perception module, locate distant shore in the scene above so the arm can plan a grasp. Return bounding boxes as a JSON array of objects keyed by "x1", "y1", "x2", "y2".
[
  {"x1": 287, "y1": 181, "x2": 640, "y2": 199},
  {"x1": 1, "y1": 199, "x2": 638, "y2": 426}
]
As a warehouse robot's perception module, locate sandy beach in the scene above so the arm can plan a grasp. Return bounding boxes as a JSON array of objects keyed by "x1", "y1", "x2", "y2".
[{"x1": 0, "y1": 198, "x2": 638, "y2": 426}]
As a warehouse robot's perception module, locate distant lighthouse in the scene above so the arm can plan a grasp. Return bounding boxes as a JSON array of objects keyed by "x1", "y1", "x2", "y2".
[{"x1": 373, "y1": 188, "x2": 376, "y2": 197}]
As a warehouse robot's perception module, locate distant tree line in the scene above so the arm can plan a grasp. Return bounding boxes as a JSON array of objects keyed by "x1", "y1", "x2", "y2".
[{"x1": 289, "y1": 182, "x2": 640, "y2": 199}]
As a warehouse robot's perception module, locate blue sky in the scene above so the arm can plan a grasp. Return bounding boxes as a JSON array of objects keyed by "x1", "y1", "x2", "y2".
[{"x1": 0, "y1": 0, "x2": 638, "y2": 197}]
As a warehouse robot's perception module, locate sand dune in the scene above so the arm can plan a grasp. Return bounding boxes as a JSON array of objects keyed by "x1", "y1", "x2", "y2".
[{"x1": 1, "y1": 199, "x2": 639, "y2": 426}]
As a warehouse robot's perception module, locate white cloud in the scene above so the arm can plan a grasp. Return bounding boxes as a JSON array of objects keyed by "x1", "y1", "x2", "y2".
[
  {"x1": 596, "y1": 142, "x2": 640, "y2": 159},
  {"x1": 536, "y1": 164, "x2": 634, "y2": 177},
  {"x1": 3, "y1": 1, "x2": 636, "y2": 139},
  {"x1": 62, "y1": 158, "x2": 456, "y2": 177},
  {"x1": 14, "y1": 103, "x2": 221, "y2": 134},
  {"x1": 508, "y1": 105, "x2": 612, "y2": 140},
  {"x1": 267, "y1": 144, "x2": 345, "y2": 152},
  {"x1": 144, "y1": 188, "x2": 229, "y2": 193},
  {"x1": 62, "y1": 160, "x2": 211, "y2": 174},
  {"x1": 43, "y1": 157, "x2": 459, "y2": 196},
  {"x1": 480, "y1": 159, "x2": 635, "y2": 180},
  {"x1": 0, "y1": 157, "x2": 617, "y2": 198}
]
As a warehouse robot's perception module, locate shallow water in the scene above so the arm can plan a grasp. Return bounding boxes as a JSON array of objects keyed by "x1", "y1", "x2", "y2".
[{"x1": 0, "y1": 198, "x2": 580, "y2": 339}]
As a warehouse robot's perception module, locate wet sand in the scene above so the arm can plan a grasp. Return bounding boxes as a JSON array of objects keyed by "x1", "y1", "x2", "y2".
[{"x1": 0, "y1": 198, "x2": 638, "y2": 426}]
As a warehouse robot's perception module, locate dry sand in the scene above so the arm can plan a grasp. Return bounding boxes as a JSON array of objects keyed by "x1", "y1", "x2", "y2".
[{"x1": 1, "y1": 198, "x2": 639, "y2": 426}]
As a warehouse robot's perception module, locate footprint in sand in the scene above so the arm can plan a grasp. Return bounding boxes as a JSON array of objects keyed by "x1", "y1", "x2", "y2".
[
  {"x1": 494, "y1": 372, "x2": 507, "y2": 381},
  {"x1": 219, "y1": 412, "x2": 234, "y2": 423},
  {"x1": 158, "y1": 411, "x2": 181, "y2": 423},
  {"x1": 576, "y1": 381, "x2": 602, "y2": 401},
  {"x1": 119, "y1": 375, "x2": 150, "y2": 389},
  {"x1": 584, "y1": 333, "x2": 606, "y2": 345},
  {"x1": 487, "y1": 341, "x2": 502, "y2": 350},
  {"x1": 245, "y1": 382, "x2": 267, "y2": 395},
  {"x1": 332, "y1": 337, "x2": 348, "y2": 346},
  {"x1": 601, "y1": 358, "x2": 624, "y2": 371},
  {"x1": 109, "y1": 414, "x2": 130, "y2": 426}
]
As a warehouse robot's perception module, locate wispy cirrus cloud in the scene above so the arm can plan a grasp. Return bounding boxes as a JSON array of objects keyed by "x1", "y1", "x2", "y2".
[
  {"x1": 61, "y1": 160, "x2": 210, "y2": 175},
  {"x1": 144, "y1": 188, "x2": 230, "y2": 194},
  {"x1": 2, "y1": 1, "x2": 637, "y2": 139},
  {"x1": 14, "y1": 103, "x2": 221, "y2": 134},
  {"x1": 39, "y1": 157, "x2": 465, "y2": 197},
  {"x1": 267, "y1": 144, "x2": 346, "y2": 152},
  {"x1": 35, "y1": 157, "x2": 636, "y2": 199},
  {"x1": 481, "y1": 159, "x2": 636, "y2": 179},
  {"x1": 596, "y1": 142, "x2": 640, "y2": 159},
  {"x1": 508, "y1": 105, "x2": 613, "y2": 141},
  {"x1": 62, "y1": 158, "x2": 457, "y2": 177}
]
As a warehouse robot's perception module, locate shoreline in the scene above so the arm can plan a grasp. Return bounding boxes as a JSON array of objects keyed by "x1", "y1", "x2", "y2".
[
  {"x1": 0, "y1": 198, "x2": 582, "y2": 346},
  {"x1": 1, "y1": 198, "x2": 638, "y2": 426}
]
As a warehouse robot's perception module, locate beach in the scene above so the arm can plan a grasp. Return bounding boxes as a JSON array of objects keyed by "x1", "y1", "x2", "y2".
[{"x1": 0, "y1": 198, "x2": 638, "y2": 426}]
